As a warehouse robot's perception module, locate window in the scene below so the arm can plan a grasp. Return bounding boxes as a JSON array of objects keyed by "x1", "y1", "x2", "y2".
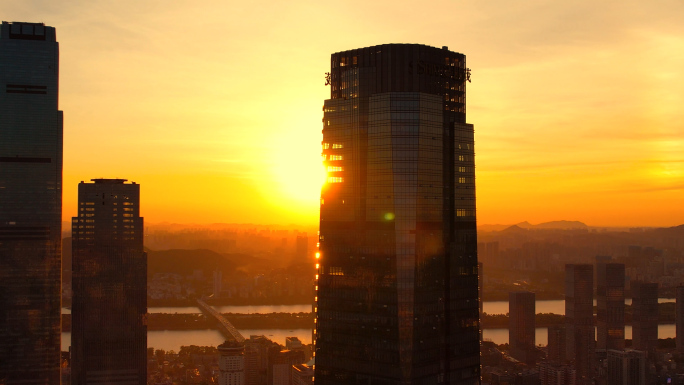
[
  {"x1": 327, "y1": 177, "x2": 343, "y2": 183},
  {"x1": 329, "y1": 155, "x2": 343, "y2": 161},
  {"x1": 332, "y1": 143, "x2": 343, "y2": 149},
  {"x1": 327, "y1": 166, "x2": 343, "y2": 172},
  {"x1": 323, "y1": 143, "x2": 330, "y2": 149}
]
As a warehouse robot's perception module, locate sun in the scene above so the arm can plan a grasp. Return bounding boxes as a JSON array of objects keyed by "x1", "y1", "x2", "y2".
[{"x1": 268, "y1": 133, "x2": 326, "y2": 213}]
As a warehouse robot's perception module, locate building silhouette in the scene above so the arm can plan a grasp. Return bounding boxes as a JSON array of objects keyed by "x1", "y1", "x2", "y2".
[
  {"x1": 315, "y1": 44, "x2": 478, "y2": 384},
  {"x1": 295, "y1": 234, "x2": 308, "y2": 260},
  {"x1": 71, "y1": 179, "x2": 147, "y2": 385},
  {"x1": 547, "y1": 325, "x2": 567, "y2": 364},
  {"x1": 677, "y1": 286, "x2": 684, "y2": 353},
  {"x1": 606, "y1": 349, "x2": 646, "y2": 385},
  {"x1": 596, "y1": 263, "x2": 625, "y2": 351},
  {"x1": 0, "y1": 21, "x2": 62, "y2": 385},
  {"x1": 631, "y1": 281, "x2": 658, "y2": 354},
  {"x1": 509, "y1": 291, "x2": 536, "y2": 364},
  {"x1": 565, "y1": 264, "x2": 594, "y2": 383}
]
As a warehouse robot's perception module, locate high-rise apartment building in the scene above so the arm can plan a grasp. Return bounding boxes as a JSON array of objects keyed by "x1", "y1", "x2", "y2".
[
  {"x1": 509, "y1": 291, "x2": 536, "y2": 364},
  {"x1": 547, "y1": 325, "x2": 567, "y2": 364},
  {"x1": 71, "y1": 179, "x2": 147, "y2": 385},
  {"x1": 565, "y1": 264, "x2": 594, "y2": 382},
  {"x1": 218, "y1": 340, "x2": 245, "y2": 385},
  {"x1": 291, "y1": 364, "x2": 314, "y2": 385},
  {"x1": 0, "y1": 21, "x2": 62, "y2": 385},
  {"x1": 244, "y1": 335, "x2": 277, "y2": 385},
  {"x1": 677, "y1": 286, "x2": 684, "y2": 353},
  {"x1": 315, "y1": 44, "x2": 478, "y2": 384},
  {"x1": 538, "y1": 361, "x2": 576, "y2": 385},
  {"x1": 631, "y1": 281, "x2": 658, "y2": 354},
  {"x1": 606, "y1": 349, "x2": 646, "y2": 385},
  {"x1": 597, "y1": 263, "x2": 625, "y2": 350}
]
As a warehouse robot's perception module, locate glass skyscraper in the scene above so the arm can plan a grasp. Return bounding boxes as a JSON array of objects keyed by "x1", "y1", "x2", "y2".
[
  {"x1": 0, "y1": 21, "x2": 62, "y2": 385},
  {"x1": 71, "y1": 179, "x2": 147, "y2": 385},
  {"x1": 315, "y1": 44, "x2": 479, "y2": 385}
]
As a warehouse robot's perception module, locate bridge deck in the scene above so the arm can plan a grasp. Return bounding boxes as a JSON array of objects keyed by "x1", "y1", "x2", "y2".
[{"x1": 196, "y1": 299, "x2": 245, "y2": 343}]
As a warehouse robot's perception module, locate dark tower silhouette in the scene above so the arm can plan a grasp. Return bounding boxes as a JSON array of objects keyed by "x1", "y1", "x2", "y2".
[
  {"x1": 677, "y1": 285, "x2": 684, "y2": 353},
  {"x1": 0, "y1": 21, "x2": 62, "y2": 385},
  {"x1": 565, "y1": 264, "x2": 594, "y2": 383},
  {"x1": 509, "y1": 291, "x2": 536, "y2": 364},
  {"x1": 596, "y1": 262, "x2": 625, "y2": 350},
  {"x1": 631, "y1": 281, "x2": 658, "y2": 354},
  {"x1": 315, "y1": 44, "x2": 478, "y2": 384},
  {"x1": 71, "y1": 179, "x2": 147, "y2": 385}
]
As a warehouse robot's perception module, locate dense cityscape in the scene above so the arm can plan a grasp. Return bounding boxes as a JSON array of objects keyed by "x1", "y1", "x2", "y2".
[{"x1": 1, "y1": 6, "x2": 684, "y2": 385}]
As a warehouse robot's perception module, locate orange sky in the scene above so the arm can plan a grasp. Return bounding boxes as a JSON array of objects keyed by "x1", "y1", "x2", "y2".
[{"x1": 5, "y1": 0, "x2": 684, "y2": 227}]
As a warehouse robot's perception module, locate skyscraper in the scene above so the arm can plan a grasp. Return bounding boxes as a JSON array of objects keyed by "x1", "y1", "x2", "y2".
[
  {"x1": 218, "y1": 340, "x2": 245, "y2": 385},
  {"x1": 631, "y1": 281, "x2": 658, "y2": 354},
  {"x1": 606, "y1": 349, "x2": 646, "y2": 385},
  {"x1": 596, "y1": 263, "x2": 625, "y2": 350},
  {"x1": 0, "y1": 21, "x2": 62, "y2": 385},
  {"x1": 71, "y1": 179, "x2": 147, "y2": 385},
  {"x1": 509, "y1": 291, "x2": 536, "y2": 364},
  {"x1": 565, "y1": 264, "x2": 594, "y2": 383},
  {"x1": 315, "y1": 44, "x2": 478, "y2": 384},
  {"x1": 677, "y1": 285, "x2": 684, "y2": 353},
  {"x1": 547, "y1": 325, "x2": 567, "y2": 364}
]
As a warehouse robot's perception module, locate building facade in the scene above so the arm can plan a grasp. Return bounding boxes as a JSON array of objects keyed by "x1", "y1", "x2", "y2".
[
  {"x1": 631, "y1": 281, "x2": 658, "y2": 354},
  {"x1": 677, "y1": 286, "x2": 684, "y2": 353},
  {"x1": 71, "y1": 179, "x2": 147, "y2": 385},
  {"x1": 291, "y1": 364, "x2": 314, "y2": 385},
  {"x1": 315, "y1": 44, "x2": 478, "y2": 384},
  {"x1": 509, "y1": 291, "x2": 536, "y2": 364},
  {"x1": 219, "y1": 341, "x2": 245, "y2": 385},
  {"x1": 596, "y1": 263, "x2": 625, "y2": 351},
  {"x1": 565, "y1": 264, "x2": 594, "y2": 383},
  {"x1": 547, "y1": 325, "x2": 567, "y2": 364},
  {"x1": 606, "y1": 349, "x2": 646, "y2": 385},
  {"x1": 538, "y1": 362, "x2": 576, "y2": 385},
  {"x1": 0, "y1": 21, "x2": 62, "y2": 385}
]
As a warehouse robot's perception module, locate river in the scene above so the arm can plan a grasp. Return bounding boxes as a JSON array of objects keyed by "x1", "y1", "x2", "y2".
[
  {"x1": 482, "y1": 298, "x2": 675, "y2": 315},
  {"x1": 60, "y1": 324, "x2": 677, "y2": 350},
  {"x1": 483, "y1": 324, "x2": 676, "y2": 345},
  {"x1": 61, "y1": 328, "x2": 313, "y2": 351},
  {"x1": 59, "y1": 300, "x2": 678, "y2": 350},
  {"x1": 61, "y1": 299, "x2": 675, "y2": 316}
]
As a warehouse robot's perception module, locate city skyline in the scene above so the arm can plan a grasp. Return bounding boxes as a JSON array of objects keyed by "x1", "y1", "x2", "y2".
[{"x1": 3, "y1": 0, "x2": 684, "y2": 227}]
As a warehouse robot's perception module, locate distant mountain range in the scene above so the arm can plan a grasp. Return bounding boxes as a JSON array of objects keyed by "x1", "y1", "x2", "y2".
[{"x1": 479, "y1": 220, "x2": 589, "y2": 232}]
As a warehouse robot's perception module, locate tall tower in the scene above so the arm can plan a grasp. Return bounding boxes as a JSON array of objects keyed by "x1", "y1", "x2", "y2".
[
  {"x1": 565, "y1": 264, "x2": 594, "y2": 383},
  {"x1": 509, "y1": 291, "x2": 536, "y2": 364},
  {"x1": 315, "y1": 44, "x2": 478, "y2": 384},
  {"x1": 0, "y1": 21, "x2": 62, "y2": 385},
  {"x1": 631, "y1": 281, "x2": 658, "y2": 354},
  {"x1": 677, "y1": 285, "x2": 684, "y2": 353},
  {"x1": 596, "y1": 263, "x2": 625, "y2": 350},
  {"x1": 71, "y1": 179, "x2": 147, "y2": 385}
]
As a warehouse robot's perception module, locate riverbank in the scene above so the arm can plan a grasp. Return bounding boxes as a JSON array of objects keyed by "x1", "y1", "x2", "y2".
[
  {"x1": 61, "y1": 312, "x2": 314, "y2": 332},
  {"x1": 61, "y1": 306, "x2": 681, "y2": 332}
]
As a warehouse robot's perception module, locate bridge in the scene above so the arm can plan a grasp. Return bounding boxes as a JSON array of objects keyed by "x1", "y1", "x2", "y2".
[{"x1": 196, "y1": 299, "x2": 245, "y2": 343}]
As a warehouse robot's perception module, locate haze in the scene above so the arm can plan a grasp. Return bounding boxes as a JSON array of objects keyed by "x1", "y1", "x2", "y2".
[{"x1": 5, "y1": 0, "x2": 684, "y2": 227}]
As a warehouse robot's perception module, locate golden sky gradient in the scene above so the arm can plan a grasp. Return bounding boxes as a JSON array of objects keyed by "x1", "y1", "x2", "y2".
[{"x1": 5, "y1": 0, "x2": 684, "y2": 227}]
